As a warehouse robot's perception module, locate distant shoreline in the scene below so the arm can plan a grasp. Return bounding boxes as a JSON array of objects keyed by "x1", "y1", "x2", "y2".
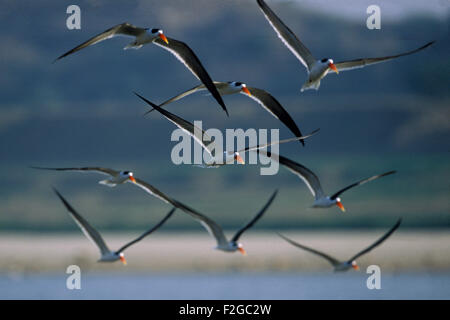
[{"x1": 1, "y1": 231, "x2": 448, "y2": 273}]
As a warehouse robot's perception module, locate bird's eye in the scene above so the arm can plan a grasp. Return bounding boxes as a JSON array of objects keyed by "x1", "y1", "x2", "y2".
[
  {"x1": 321, "y1": 58, "x2": 328, "y2": 63},
  {"x1": 151, "y1": 28, "x2": 159, "y2": 34},
  {"x1": 235, "y1": 82, "x2": 242, "y2": 86},
  {"x1": 122, "y1": 171, "x2": 130, "y2": 175}
]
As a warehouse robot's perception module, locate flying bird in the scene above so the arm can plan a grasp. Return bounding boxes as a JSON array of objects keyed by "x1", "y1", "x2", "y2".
[
  {"x1": 134, "y1": 92, "x2": 318, "y2": 165},
  {"x1": 31, "y1": 166, "x2": 176, "y2": 205},
  {"x1": 258, "y1": 151, "x2": 396, "y2": 212},
  {"x1": 172, "y1": 190, "x2": 278, "y2": 254},
  {"x1": 54, "y1": 22, "x2": 228, "y2": 116},
  {"x1": 256, "y1": 0, "x2": 435, "y2": 91},
  {"x1": 53, "y1": 188, "x2": 176, "y2": 264},
  {"x1": 278, "y1": 218, "x2": 402, "y2": 272},
  {"x1": 144, "y1": 81, "x2": 307, "y2": 146}
]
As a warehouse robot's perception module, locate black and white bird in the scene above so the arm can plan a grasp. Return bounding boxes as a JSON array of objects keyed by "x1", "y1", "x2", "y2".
[
  {"x1": 256, "y1": 0, "x2": 435, "y2": 91},
  {"x1": 173, "y1": 190, "x2": 278, "y2": 254},
  {"x1": 54, "y1": 22, "x2": 228, "y2": 116},
  {"x1": 31, "y1": 166, "x2": 176, "y2": 205},
  {"x1": 144, "y1": 81, "x2": 307, "y2": 146},
  {"x1": 258, "y1": 151, "x2": 396, "y2": 212},
  {"x1": 278, "y1": 218, "x2": 402, "y2": 272},
  {"x1": 53, "y1": 188, "x2": 176, "y2": 264},
  {"x1": 135, "y1": 92, "x2": 318, "y2": 165}
]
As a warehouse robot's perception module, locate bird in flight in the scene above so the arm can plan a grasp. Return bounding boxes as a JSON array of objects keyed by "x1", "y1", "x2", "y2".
[
  {"x1": 53, "y1": 187, "x2": 176, "y2": 265},
  {"x1": 278, "y1": 218, "x2": 402, "y2": 272},
  {"x1": 144, "y1": 81, "x2": 307, "y2": 146},
  {"x1": 258, "y1": 151, "x2": 396, "y2": 212},
  {"x1": 256, "y1": 0, "x2": 435, "y2": 91},
  {"x1": 172, "y1": 190, "x2": 278, "y2": 255},
  {"x1": 31, "y1": 166, "x2": 177, "y2": 206},
  {"x1": 54, "y1": 22, "x2": 228, "y2": 116},
  {"x1": 135, "y1": 92, "x2": 319, "y2": 165}
]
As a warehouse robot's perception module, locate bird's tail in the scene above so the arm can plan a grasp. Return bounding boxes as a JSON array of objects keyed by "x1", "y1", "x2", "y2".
[
  {"x1": 123, "y1": 42, "x2": 143, "y2": 50},
  {"x1": 98, "y1": 180, "x2": 117, "y2": 187}
]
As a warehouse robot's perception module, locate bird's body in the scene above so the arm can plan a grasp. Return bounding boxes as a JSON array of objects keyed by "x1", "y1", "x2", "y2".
[
  {"x1": 122, "y1": 29, "x2": 163, "y2": 50},
  {"x1": 311, "y1": 196, "x2": 339, "y2": 209},
  {"x1": 302, "y1": 60, "x2": 334, "y2": 91},
  {"x1": 256, "y1": 0, "x2": 435, "y2": 91}
]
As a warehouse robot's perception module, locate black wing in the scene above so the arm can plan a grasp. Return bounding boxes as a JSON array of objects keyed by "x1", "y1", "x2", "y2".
[
  {"x1": 256, "y1": 0, "x2": 316, "y2": 70},
  {"x1": 330, "y1": 170, "x2": 396, "y2": 200},
  {"x1": 335, "y1": 41, "x2": 435, "y2": 72},
  {"x1": 134, "y1": 92, "x2": 215, "y2": 156},
  {"x1": 53, "y1": 188, "x2": 111, "y2": 256},
  {"x1": 231, "y1": 190, "x2": 278, "y2": 243},
  {"x1": 277, "y1": 233, "x2": 340, "y2": 267},
  {"x1": 153, "y1": 37, "x2": 228, "y2": 116},
  {"x1": 116, "y1": 207, "x2": 176, "y2": 253},
  {"x1": 30, "y1": 166, "x2": 119, "y2": 177},
  {"x1": 348, "y1": 218, "x2": 402, "y2": 262},
  {"x1": 245, "y1": 87, "x2": 305, "y2": 146}
]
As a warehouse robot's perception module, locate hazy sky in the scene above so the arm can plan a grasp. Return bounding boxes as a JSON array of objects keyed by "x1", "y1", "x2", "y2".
[{"x1": 284, "y1": 0, "x2": 449, "y2": 21}]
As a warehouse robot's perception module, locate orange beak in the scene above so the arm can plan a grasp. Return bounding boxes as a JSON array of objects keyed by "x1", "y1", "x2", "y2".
[
  {"x1": 336, "y1": 201, "x2": 346, "y2": 212},
  {"x1": 238, "y1": 247, "x2": 247, "y2": 256},
  {"x1": 129, "y1": 176, "x2": 136, "y2": 183},
  {"x1": 119, "y1": 255, "x2": 127, "y2": 265},
  {"x1": 329, "y1": 62, "x2": 339, "y2": 74},
  {"x1": 352, "y1": 264, "x2": 359, "y2": 271},
  {"x1": 241, "y1": 87, "x2": 251, "y2": 96},
  {"x1": 235, "y1": 154, "x2": 245, "y2": 164},
  {"x1": 159, "y1": 33, "x2": 169, "y2": 44}
]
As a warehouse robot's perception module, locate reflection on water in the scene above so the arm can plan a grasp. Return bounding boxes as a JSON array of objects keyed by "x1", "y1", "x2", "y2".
[{"x1": 1, "y1": 272, "x2": 449, "y2": 300}]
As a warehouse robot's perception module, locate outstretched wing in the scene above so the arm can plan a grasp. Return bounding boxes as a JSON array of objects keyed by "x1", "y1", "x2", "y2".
[
  {"x1": 135, "y1": 92, "x2": 215, "y2": 156},
  {"x1": 172, "y1": 200, "x2": 229, "y2": 248},
  {"x1": 278, "y1": 233, "x2": 340, "y2": 267},
  {"x1": 133, "y1": 177, "x2": 178, "y2": 206},
  {"x1": 244, "y1": 87, "x2": 305, "y2": 146},
  {"x1": 231, "y1": 190, "x2": 278, "y2": 242},
  {"x1": 256, "y1": 0, "x2": 316, "y2": 70},
  {"x1": 330, "y1": 171, "x2": 396, "y2": 200},
  {"x1": 153, "y1": 37, "x2": 228, "y2": 116},
  {"x1": 116, "y1": 207, "x2": 176, "y2": 253},
  {"x1": 31, "y1": 166, "x2": 119, "y2": 177},
  {"x1": 349, "y1": 218, "x2": 402, "y2": 262},
  {"x1": 54, "y1": 22, "x2": 147, "y2": 61},
  {"x1": 259, "y1": 151, "x2": 325, "y2": 199},
  {"x1": 53, "y1": 188, "x2": 111, "y2": 256},
  {"x1": 334, "y1": 41, "x2": 435, "y2": 72},
  {"x1": 239, "y1": 129, "x2": 319, "y2": 153}
]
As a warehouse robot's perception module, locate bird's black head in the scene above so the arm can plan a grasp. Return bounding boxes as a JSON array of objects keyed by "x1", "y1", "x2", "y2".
[{"x1": 150, "y1": 28, "x2": 161, "y2": 34}]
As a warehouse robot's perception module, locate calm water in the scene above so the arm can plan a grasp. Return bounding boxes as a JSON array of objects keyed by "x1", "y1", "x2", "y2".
[{"x1": 1, "y1": 272, "x2": 449, "y2": 299}]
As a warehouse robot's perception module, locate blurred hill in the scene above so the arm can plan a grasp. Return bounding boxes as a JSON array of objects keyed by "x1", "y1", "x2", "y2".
[{"x1": 0, "y1": 0, "x2": 448, "y2": 231}]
